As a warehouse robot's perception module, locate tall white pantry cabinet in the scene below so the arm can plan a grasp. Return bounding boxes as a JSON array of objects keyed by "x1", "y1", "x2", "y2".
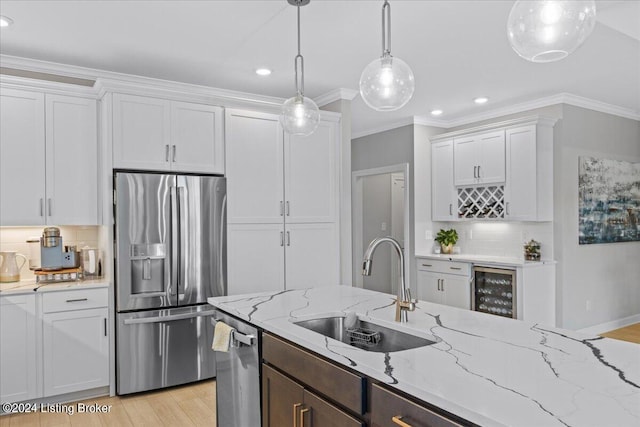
[{"x1": 225, "y1": 109, "x2": 341, "y2": 295}]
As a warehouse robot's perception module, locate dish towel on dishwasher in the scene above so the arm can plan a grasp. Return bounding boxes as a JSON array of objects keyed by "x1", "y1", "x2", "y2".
[{"x1": 212, "y1": 321, "x2": 234, "y2": 352}]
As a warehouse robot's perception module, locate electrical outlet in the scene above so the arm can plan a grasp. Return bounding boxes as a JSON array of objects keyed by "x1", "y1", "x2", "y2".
[
  {"x1": 425, "y1": 230, "x2": 433, "y2": 240},
  {"x1": 586, "y1": 300, "x2": 592, "y2": 311}
]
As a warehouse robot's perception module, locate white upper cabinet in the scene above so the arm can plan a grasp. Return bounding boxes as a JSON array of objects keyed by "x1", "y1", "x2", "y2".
[
  {"x1": 431, "y1": 139, "x2": 456, "y2": 221},
  {"x1": 505, "y1": 124, "x2": 553, "y2": 221},
  {"x1": 285, "y1": 121, "x2": 338, "y2": 224},
  {"x1": 285, "y1": 223, "x2": 339, "y2": 289},
  {"x1": 454, "y1": 130, "x2": 505, "y2": 186},
  {"x1": 112, "y1": 93, "x2": 224, "y2": 174},
  {"x1": 0, "y1": 88, "x2": 98, "y2": 226},
  {"x1": 45, "y1": 94, "x2": 98, "y2": 225},
  {"x1": 0, "y1": 88, "x2": 46, "y2": 225}
]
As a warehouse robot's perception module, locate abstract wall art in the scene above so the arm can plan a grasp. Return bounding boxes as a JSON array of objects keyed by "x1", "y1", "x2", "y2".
[{"x1": 578, "y1": 156, "x2": 640, "y2": 244}]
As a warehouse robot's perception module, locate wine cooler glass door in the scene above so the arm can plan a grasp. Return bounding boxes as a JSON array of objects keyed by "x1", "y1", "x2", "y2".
[{"x1": 473, "y1": 267, "x2": 516, "y2": 318}]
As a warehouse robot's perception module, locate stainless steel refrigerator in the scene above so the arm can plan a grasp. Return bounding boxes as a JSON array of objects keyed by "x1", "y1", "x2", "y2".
[{"x1": 114, "y1": 171, "x2": 226, "y2": 395}]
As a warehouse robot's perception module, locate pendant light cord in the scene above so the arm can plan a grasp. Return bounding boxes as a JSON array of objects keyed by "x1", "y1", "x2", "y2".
[
  {"x1": 294, "y1": 2, "x2": 305, "y2": 97},
  {"x1": 382, "y1": 0, "x2": 391, "y2": 57}
]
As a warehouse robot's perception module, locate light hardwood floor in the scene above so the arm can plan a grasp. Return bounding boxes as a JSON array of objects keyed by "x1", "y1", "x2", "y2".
[
  {"x1": 1, "y1": 380, "x2": 216, "y2": 427},
  {"x1": 601, "y1": 322, "x2": 640, "y2": 344}
]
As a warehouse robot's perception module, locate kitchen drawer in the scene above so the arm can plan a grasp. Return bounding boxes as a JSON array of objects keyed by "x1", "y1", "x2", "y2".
[
  {"x1": 262, "y1": 333, "x2": 366, "y2": 415},
  {"x1": 370, "y1": 384, "x2": 462, "y2": 427},
  {"x1": 417, "y1": 258, "x2": 470, "y2": 276},
  {"x1": 42, "y1": 287, "x2": 108, "y2": 313}
]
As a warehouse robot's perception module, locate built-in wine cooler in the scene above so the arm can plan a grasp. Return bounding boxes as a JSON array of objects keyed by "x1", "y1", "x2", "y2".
[{"x1": 472, "y1": 267, "x2": 516, "y2": 319}]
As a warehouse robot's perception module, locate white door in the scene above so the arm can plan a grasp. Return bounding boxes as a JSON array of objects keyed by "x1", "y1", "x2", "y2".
[
  {"x1": 171, "y1": 101, "x2": 224, "y2": 174},
  {"x1": 431, "y1": 140, "x2": 456, "y2": 221},
  {"x1": 43, "y1": 307, "x2": 109, "y2": 396},
  {"x1": 416, "y1": 271, "x2": 442, "y2": 304},
  {"x1": 285, "y1": 121, "x2": 337, "y2": 224},
  {"x1": 45, "y1": 94, "x2": 98, "y2": 225},
  {"x1": 478, "y1": 130, "x2": 506, "y2": 184},
  {"x1": 453, "y1": 136, "x2": 478, "y2": 186},
  {"x1": 441, "y1": 274, "x2": 471, "y2": 309},
  {"x1": 227, "y1": 223, "x2": 285, "y2": 295},
  {"x1": 225, "y1": 110, "x2": 284, "y2": 223},
  {"x1": 0, "y1": 88, "x2": 46, "y2": 225},
  {"x1": 0, "y1": 295, "x2": 38, "y2": 402},
  {"x1": 505, "y1": 126, "x2": 537, "y2": 220},
  {"x1": 112, "y1": 93, "x2": 171, "y2": 171},
  {"x1": 285, "y1": 223, "x2": 339, "y2": 289}
]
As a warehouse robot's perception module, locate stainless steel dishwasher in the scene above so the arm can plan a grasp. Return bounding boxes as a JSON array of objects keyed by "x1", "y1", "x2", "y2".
[{"x1": 212, "y1": 310, "x2": 261, "y2": 427}]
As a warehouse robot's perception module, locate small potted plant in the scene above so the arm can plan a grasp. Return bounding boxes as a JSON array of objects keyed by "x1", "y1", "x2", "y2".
[{"x1": 435, "y1": 229, "x2": 458, "y2": 254}]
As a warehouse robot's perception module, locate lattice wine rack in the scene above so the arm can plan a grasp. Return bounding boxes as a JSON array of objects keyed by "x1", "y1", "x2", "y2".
[{"x1": 457, "y1": 186, "x2": 505, "y2": 219}]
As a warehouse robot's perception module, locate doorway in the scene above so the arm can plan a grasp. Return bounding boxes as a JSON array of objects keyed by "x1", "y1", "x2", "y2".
[{"x1": 352, "y1": 164, "x2": 410, "y2": 295}]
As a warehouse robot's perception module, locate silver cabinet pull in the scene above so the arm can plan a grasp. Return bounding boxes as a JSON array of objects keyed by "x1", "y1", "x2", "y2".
[
  {"x1": 104, "y1": 318, "x2": 108, "y2": 337},
  {"x1": 66, "y1": 298, "x2": 88, "y2": 303},
  {"x1": 165, "y1": 144, "x2": 170, "y2": 162},
  {"x1": 473, "y1": 166, "x2": 477, "y2": 178},
  {"x1": 286, "y1": 201, "x2": 290, "y2": 216},
  {"x1": 39, "y1": 198, "x2": 44, "y2": 217},
  {"x1": 422, "y1": 264, "x2": 432, "y2": 267},
  {"x1": 449, "y1": 203, "x2": 453, "y2": 216},
  {"x1": 437, "y1": 279, "x2": 441, "y2": 291},
  {"x1": 506, "y1": 202, "x2": 510, "y2": 215},
  {"x1": 172, "y1": 145, "x2": 177, "y2": 162},
  {"x1": 286, "y1": 231, "x2": 290, "y2": 246},
  {"x1": 47, "y1": 198, "x2": 52, "y2": 216},
  {"x1": 442, "y1": 279, "x2": 445, "y2": 291},
  {"x1": 450, "y1": 267, "x2": 462, "y2": 270},
  {"x1": 477, "y1": 165, "x2": 481, "y2": 179},
  {"x1": 280, "y1": 231, "x2": 284, "y2": 247},
  {"x1": 280, "y1": 201, "x2": 284, "y2": 216}
]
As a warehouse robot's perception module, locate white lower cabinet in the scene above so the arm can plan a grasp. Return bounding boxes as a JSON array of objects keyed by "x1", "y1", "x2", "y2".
[
  {"x1": 0, "y1": 295, "x2": 38, "y2": 403},
  {"x1": 0, "y1": 287, "x2": 109, "y2": 404},
  {"x1": 43, "y1": 307, "x2": 109, "y2": 396},
  {"x1": 417, "y1": 271, "x2": 471, "y2": 309}
]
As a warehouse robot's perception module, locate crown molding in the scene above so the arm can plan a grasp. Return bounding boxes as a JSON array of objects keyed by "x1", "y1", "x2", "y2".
[
  {"x1": 430, "y1": 115, "x2": 558, "y2": 142},
  {"x1": 314, "y1": 88, "x2": 359, "y2": 107}
]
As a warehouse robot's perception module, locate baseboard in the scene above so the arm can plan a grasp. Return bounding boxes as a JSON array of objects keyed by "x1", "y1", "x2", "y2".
[
  {"x1": 577, "y1": 313, "x2": 640, "y2": 335},
  {"x1": 0, "y1": 386, "x2": 110, "y2": 415}
]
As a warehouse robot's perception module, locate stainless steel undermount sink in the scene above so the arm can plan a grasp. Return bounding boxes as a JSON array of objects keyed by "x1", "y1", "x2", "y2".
[{"x1": 293, "y1": 315, "x2": 438, "y2": 353}]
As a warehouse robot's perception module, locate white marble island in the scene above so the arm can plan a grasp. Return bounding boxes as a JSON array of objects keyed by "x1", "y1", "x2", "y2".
[{"x1": 208, "y1": 286, "x2": 639, "y2": 427}]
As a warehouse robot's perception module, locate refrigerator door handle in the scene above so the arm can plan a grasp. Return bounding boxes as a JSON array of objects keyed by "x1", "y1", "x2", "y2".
[
  {"x1": 170, "y1": 186, "x2": 179, "y2": 298},
  {"x1": 123, "y1": 309, "x2": 217, "y2": 325},
  {"x1": 177, "y1": 186, "x2": 187, "y2": 298}
]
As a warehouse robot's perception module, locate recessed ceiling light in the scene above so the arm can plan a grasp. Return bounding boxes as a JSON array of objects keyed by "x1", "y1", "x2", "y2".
[
  {"x1": 0, "y1": 16, "x2": 14, "y2": 27},
  {"x1": 430, "y1": 109, "x2": 443, "y2": 116},
  {"x1": 474, "y1": 97, "x2": 489, "y2": 105},
  {"x1": 255, "y1": 68, "x2": 272, "y2": 76}
]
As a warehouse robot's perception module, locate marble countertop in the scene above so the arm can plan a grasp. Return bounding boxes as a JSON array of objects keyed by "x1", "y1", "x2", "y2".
[
  {"x1": 208, "y1": 286, "x2": 639, "y2": 427},
  {"x1": 0, "y1": 279, "x2": 109, "y2": 295},
  {"x1": 415, "y1": 253, "x2": 555, "y2": 267}
]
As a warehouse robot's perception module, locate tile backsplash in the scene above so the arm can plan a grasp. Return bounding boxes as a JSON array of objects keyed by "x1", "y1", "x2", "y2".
[
  {"x1": 432, "y1": 221, "x2": 554, "y2": 260},
  {"x1": 0, "y1": 226, "x2": 101, "y2": 281}
]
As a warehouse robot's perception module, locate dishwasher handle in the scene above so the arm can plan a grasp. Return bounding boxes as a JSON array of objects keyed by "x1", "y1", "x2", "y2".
[
  {"x1": 212, "y1": 318, "x2": 256, "y2": 347},
  {"x1": 124, "y1": 309, "x2": 217, "y2": 325}
]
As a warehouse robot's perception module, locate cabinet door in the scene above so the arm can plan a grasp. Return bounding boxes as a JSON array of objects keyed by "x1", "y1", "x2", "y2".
[
  {"x1": 0, "y1": 295, "x2": 38, "y2": 403},
  {"x1": 0, "y1": 88, "x2": 46, "y2": 225},
  {"x1": 505, "y1": 125, "x2": 537, "y2": 221},
  {"x1": 431, "y1": 140, "x2": 456, "y2": 221},
  {"x1": 225, "y1": 110, "x2": 284, "y2": 223},
  {"x1": 441, "y1": 274, "x2": 471, "y2": 310},
  {"x1": 478, "y1": 130, "x2": 505, "y2": 184},
  {"x1": 453, "y1": 135, "x2": 477, "y2": 186},
  {"x1": 285, "y1": 223, "x2": 339, "y2": 289},
  {"x1": 262, "y1": 364, "x2": 304, "y2": 427},
  {"x1": 416, "y1": 271, "x2": 443, "y2": 304},
  {"x1": 43, "y1": 307, "x2": 109, "y2": 396},
  {"x1": 303, "y1": 390, "x2": 364, "y2": 427},
  {"x1": 227, "y1": 223, "x2": 285, "y2": 295},
  {"x1": 170, "y1": 101, "x2": 224, "y2": 174},
  {"x1": 45, "y1": 94, "x2": 98, "y2": 225},
  {"x1": 112, "y1": 93, "x2": 171, "y2": 170},
  {"x1": 285, "y1": 120, "x2": 337, "y2": 223}
]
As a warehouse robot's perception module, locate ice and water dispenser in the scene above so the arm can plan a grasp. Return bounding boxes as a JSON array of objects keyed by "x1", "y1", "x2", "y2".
[{"x1": 129, "y1": 243, "x2": 166, "y2": 294}]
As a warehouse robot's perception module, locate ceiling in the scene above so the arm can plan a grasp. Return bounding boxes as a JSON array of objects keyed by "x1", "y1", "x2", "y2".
[{"x1": 1, "y1": 0, "x2": 639, "y2": 136}]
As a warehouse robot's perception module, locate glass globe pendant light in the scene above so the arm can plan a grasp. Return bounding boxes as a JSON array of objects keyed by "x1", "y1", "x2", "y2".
[
  {"x1": 280, "y1": 0, "x2": 319, "y2": 136},
  {"x1": 359, "y1": 0, "x2": 415, "y2": 112},
  {"x1": 507, "y1": 1, "x2": 597, "y2": 63}
]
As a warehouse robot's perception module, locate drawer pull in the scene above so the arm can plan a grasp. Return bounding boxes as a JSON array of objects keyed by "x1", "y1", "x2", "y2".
[
  {"x1": 293, "y1": 403, "x2": 303, "y2": 427},
  {"x1": 392, "y1": 415, "x2": 412, "y2": 427},
  {"x1": 300, "y1": 407, "x2": 310, "y2": 427},
  {"x1": 66, "y1": 298, "x2": 88, "y2": 303},
  {"x1": 449, "y1": 267, "x2": 462, "y2": 270},
  {"x1": 422, "y1": 264, "x2": 432, "y2": 267}
]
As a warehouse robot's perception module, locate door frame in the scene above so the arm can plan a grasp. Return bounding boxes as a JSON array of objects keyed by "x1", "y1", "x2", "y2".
[{"x1": 352, "y1": 163, "x2": 411, "y2": 290}]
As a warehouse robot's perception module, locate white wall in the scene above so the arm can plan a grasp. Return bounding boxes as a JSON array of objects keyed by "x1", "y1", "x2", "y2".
[
  {"x1": 362, "y1": 173, "x2": 393, "y2": 293},
  {"x1": 554, "y1": 105, "x2": 640, "y2": 330}
]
